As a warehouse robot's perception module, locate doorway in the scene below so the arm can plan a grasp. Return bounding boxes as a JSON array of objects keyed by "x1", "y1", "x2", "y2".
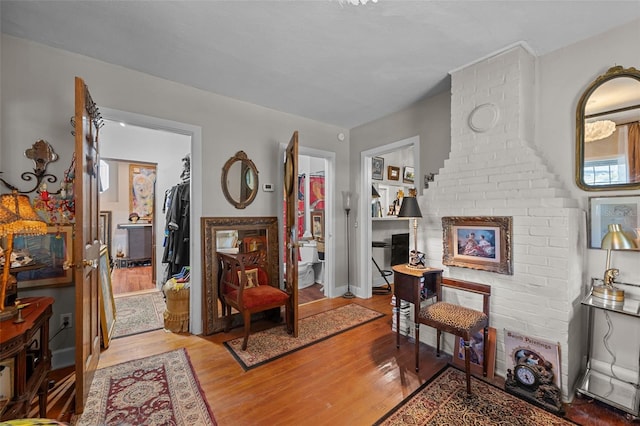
[
  {"x1": 359, "y1": 136, "x2": 420, "y2": 298},
  {"x1": 279, "y1": 144, "x2": 335, "y2": 303},
  {"x1": 98, "y1": 108, "x2": 204, "y2": 334}
]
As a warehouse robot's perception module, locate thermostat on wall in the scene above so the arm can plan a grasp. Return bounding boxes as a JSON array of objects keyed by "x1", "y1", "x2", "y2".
[{"x1": 263, "y1": 183, "x2": 274, "y2": 192}]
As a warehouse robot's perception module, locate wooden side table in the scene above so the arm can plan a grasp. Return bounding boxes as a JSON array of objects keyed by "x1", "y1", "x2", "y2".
[
  {"x1": 0, "y1": 296, "x2": 54, "y2": 421},
  {"x1": 392, "y1": 265, "x2": 442, "y2": 371}
]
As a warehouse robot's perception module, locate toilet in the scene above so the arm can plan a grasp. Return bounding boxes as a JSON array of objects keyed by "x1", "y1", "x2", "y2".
[{"x1": 298, "y1": 240, "x2": 319, "y2": 289}]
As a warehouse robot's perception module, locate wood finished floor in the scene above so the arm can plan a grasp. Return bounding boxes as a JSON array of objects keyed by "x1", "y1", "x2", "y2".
[{"x1": 46, "y1": 268, "x2": 635, "y2": 425}]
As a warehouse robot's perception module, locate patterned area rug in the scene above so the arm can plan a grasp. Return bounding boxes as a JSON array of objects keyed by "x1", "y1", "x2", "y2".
[
  {"x1": 375, "y1": 366, "x2": 575, "y2": 425},
  {"x1": 224, "y1": 303, "x2": 385, "y2": 370},
  {"x1": 113, "y1": 291, "x2": 165, "y2": 338},
  {"x1": 73, "y1": 349, "x2": 216, "y2": 426}
]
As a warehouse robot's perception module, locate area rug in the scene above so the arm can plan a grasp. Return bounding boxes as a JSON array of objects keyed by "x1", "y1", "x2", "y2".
[
  {"x1": 375, "y1": 366, "x2": 575, "y2": 425},
  {"x1": 72, "y1": 349, "x2": 216, "y2": 426},
  {"x1": 113, "y1": 291, "x2": 165, "y2": 338},
  {"x1": 224, "y1": 303, "x2": 385, "y2": 370}
]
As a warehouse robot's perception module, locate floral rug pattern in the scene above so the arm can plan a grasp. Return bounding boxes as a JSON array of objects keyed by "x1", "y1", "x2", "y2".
[
  {"x1": 375, "y1": 366, "x2": 574, "y2": 425},
  {"x1": 113, "y1": 291, "x2": 165, "y2": 338},
  {"x1": 224, "y1": 303, "x2": 385, "y2": 370},
  {"x1": 73, "y1": 349, "x2": 216, "y2": 426}
]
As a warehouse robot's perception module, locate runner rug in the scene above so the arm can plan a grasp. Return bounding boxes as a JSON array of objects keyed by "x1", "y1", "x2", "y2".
[
  {"x1": 113, "y1": 291, "x2": 165, "y2": 338},
  {"x1": 72, "y1": 349, "x2": 216, "y2": 426},
  {"x1": 224, "y1": 303, "x2": 385, "y2": 370},
  {"x1": 375, "y1": 366, "x2": 574, "y2": 425}
]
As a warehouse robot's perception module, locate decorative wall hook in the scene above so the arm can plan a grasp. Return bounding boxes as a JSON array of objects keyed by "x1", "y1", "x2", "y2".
[{"x1": 0, "y1": 140, "x2": 60, "y2": 195}]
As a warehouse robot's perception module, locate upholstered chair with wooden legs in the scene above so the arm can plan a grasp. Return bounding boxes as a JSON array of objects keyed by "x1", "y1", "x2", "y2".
[
  {"x1": 417, "y1": 278, "x2": 491, "y2": 394},
  {"x1": 218, "y1": 250, "x2": 290, "y2": 350}
]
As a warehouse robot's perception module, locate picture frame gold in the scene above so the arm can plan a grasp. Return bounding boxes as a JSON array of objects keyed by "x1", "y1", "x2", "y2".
[
  {"x1": 311, "y1": 210, "x2": 324, "y2": 240},
  {"x1": 388, "y1": 166, "x2": 400, "y2": 181},
  {"x1": 99, "y1": 210, "x2": 112, "y2": 250},
  {"x1": 12, "y1": 225, "x2": 74, "y2": 289},
  {"x1": 403, "y1": 166, "x2": 415, "y2": 183},
  {"x1": 442, "y1": 216, "x2": 513, "y2": 275},
  {"x1": 129, "y1": 162, "x2": 157, "y2": 222}
]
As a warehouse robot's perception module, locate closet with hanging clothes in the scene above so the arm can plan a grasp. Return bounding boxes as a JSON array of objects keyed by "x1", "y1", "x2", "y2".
[{"x1": 162, "y1": 154, "x2": 191, "y2": 282}]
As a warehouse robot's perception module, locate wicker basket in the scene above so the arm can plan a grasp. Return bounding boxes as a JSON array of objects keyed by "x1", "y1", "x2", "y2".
[{"x1": 164, "y1": 287, "x2": 190, "y2": 333}]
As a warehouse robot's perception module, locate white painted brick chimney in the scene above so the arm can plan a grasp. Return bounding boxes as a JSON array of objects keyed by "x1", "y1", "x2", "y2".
[{"x1": 418, "y1": 45, "x2": 585, "y2": 400}]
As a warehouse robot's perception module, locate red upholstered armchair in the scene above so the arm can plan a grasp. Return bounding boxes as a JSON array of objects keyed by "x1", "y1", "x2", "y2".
[{"x1": 217, "y1": 250, "x2": 290, "y2": 350}]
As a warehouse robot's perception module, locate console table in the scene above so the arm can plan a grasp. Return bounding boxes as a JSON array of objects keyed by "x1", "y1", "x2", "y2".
[
  {"x1": 576, "y1": 292, "x2": 640, "y2": 417},
  {"x1": 0, "y1": 296, "x2": 53, "y2": 420},
  {"x1": 392, "y1": 265, "x2": 442, "y2": 369}
]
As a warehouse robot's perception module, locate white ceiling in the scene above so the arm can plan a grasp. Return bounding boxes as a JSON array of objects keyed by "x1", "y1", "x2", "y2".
[{"x1": 2, "y1": 1, "x2": 640, "y2": 129}]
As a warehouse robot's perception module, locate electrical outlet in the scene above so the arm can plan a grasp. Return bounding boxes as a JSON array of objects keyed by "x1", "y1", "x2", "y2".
[{"x1": 61, "y1": 313, "x2": 72, "y2": 328}]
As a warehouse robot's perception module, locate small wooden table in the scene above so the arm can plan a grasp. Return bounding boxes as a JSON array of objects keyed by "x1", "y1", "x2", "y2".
[
  {"x1": 392, "y1": 265, "x2": 442, "y2": 371},
  {"x1": 0, "y1": 296, "x2": 54, "y2": 420}
]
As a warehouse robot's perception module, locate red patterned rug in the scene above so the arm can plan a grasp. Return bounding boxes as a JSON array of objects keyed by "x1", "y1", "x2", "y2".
[
  {"x1": 375, "y1": 366, "x2": 574, "y2": 425},
  {"x1": 224, "y1": 303, "x2": 385, "y2": 370},
  {"x1": 113, "y1": 291, "x2": 165, "y2": 338},
  {"x1": 72, "y1": 349, "x2": 216, "y2": 426}
]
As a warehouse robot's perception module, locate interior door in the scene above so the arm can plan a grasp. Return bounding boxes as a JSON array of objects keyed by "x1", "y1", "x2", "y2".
[
  {"x1": 73, "y1": 76, "x2": 103, "y2": 414},
  {"x1": 284, "y1": 131, "x2": 299, "y2": 337}
]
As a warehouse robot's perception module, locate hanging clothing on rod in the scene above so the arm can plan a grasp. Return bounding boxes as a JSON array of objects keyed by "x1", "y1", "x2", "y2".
[{"x1": 162, "y1": 154, "x2": 191, "y2": 278}]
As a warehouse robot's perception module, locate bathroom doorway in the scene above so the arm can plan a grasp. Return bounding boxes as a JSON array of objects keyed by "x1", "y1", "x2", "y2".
[{"x1": 280, "y1": 144, "x2": 335, "y2": 305}]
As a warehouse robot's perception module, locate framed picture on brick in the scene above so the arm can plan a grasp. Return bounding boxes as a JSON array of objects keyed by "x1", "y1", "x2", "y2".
[{"x1": 442, "y1": 216, "x2": 513, "y2": 275}]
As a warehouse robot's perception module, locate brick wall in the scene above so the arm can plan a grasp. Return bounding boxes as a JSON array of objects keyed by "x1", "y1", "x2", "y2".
[{"x1": 418, "y1": 45, "x2": 585, "y2": 400}]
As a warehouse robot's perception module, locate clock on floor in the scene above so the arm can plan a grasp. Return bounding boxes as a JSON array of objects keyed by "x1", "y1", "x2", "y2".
[{"x1": 505, "y1": 349, "x2": 563, "y2": 414}]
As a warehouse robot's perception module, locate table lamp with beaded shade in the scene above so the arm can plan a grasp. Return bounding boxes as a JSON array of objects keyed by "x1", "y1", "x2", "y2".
[{"x1": 0, "y1": 191, "x2": 48, "y2": 315}]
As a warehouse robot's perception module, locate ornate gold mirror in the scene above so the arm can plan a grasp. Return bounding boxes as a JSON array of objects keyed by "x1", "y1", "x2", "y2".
[
  {"x1": 576, "y1": 66, "x2": 640, "y2": 191},
  {"x1": 201, "y1": 216, "x2": 279, "y2": 335},
  {"x1": 221, "y1": 151, "x2": 259, "y2": 209}
]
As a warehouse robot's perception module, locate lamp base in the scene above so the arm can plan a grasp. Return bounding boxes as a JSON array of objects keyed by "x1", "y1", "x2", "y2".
[
  {"x1": 342, "y1": 290, "x2": 356, "y2": 299},
  {"x1": 591, "y1": 284, "x2": 625, "y2": 308}
]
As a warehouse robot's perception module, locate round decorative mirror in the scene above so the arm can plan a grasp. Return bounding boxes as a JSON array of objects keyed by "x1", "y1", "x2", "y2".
[
  {"x1": 576, "y1": 66, "x2": 640, "y2": 191},
  {"x1": 221, "y1": 151, "x2": 259, "y2": 209}
]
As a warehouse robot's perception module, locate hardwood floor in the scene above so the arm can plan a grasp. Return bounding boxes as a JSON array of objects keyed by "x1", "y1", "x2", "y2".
[
  {"x1": 46, "y1": 286, "x2": 634, "y2": 425},
  {"x1": 111, "y1": 265, "x2": 156, "y2": 295}
]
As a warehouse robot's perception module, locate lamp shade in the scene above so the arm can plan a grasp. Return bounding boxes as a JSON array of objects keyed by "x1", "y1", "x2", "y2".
[
  {"x1": 397, "y1": 196, "x2": 422, "y2": 218},
  {"x1": 0, "y1": 205, "x2": 19, "y2": 237},
  {"x1": 342, "y1": 191, "x2": 358, "y2": 212},
  {"x1": 601, "y1": 224, "x2": 637, "y2": 250},
  {"x1": 0, "y1": 192, "x2": 47, "y2": 235}
]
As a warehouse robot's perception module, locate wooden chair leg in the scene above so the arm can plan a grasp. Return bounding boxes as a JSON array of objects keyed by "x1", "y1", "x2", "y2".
[
  {"x1": 242, "y1": 311, "x2": 251, "y2": 350},
  {"x1": 464, "y1": 340, "x2": 472, "y2": 394}
]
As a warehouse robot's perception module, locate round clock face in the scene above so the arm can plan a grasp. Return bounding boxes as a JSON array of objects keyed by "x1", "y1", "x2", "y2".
[{"x1": 515, "y1": 364, "x2": 538, "y2": 387}]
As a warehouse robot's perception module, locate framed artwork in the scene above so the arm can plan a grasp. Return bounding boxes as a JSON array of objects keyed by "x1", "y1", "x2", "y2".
[
  {"x1": 99, "y1": 210, "x2": 112, "y2": 250},
  {"x1": 99, "y1": 245, "x2": 116, "y2": 348},
  {"x1": 129, "y1": 163, "x2": 157, "y2": 222},
  {"x1": 403, "y1": 166, "x2": 415, "y2": 183},
  {"x1": 12, "y1": 225, "x2": 74, "y2": 289},
  {"x1": 388, "y1": 166, "x2": 400, "y2": 181},
  {"x1": 372, "y1": 157, "x2": 384, "y2": 180},
  {"x1": 442, "y1": 216, "x2": 513, "y2": 275},
  {"x1": 588, "y1": 195, "x2": 640, "y2": 249},
  {"x1": 311, "y1": 210, "x2": 324, "y2": 240},
  {"x1": 453, "y1": 326, "x2": 496, "y2": 379}
]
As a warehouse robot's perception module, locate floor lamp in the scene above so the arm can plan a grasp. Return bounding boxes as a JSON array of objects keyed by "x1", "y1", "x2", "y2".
[
  {"x1": 342, "y1": 190, "x2": 358, "y2": 299},
  {"x1": 0, "y1": 191, "x2": 47, "y2": 320}
]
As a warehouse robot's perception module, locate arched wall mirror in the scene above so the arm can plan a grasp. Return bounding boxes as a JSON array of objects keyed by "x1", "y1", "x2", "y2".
[
  {"x1": 221, "y1": 151, "x2": 259, "y2": 209},
  {"x1": 201, "y1": 216, "x2": 279, "y2": 335},
  {"x1": 576, "y1": 66, "x2": 640, "y2": 191}
]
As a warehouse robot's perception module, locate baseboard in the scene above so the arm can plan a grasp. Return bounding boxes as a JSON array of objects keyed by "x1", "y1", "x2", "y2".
[{"x1": 52, "y1": 347, "x2": 75, "y2": 370}]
